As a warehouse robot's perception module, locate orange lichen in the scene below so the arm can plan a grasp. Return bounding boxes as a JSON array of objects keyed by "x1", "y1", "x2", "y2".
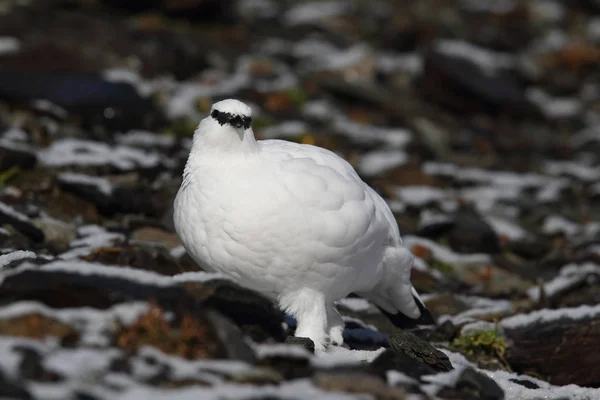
[
  {"x1": 117, "y1": 303, "x2": 220, "y2": 360},
  {"x1": 0, "y1": 313, "x2": 78, "y2": 342}
]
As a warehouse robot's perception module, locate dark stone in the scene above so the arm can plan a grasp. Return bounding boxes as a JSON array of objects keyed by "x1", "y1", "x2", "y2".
[
  {"x1": 257, "y1": 351, "x2": 313, "y2": 381},
  {"x1": 205, "y1": 310, "x2": 257, "y2": 364},
  {"x1": 57, "y1": 177, "x2": 162, "y2": 217},
  {"x1": 0, "y1": 202, "x2": 44, "y2": 243},
  {"x1": 370, "y1": 349, "x2": 438, "y2": 380},
  {"x1": 447, "y1": 207, "x2": 502, "y2": 254},
  {"x1": 285, "y1": 336, "x2": 315, "y2": 354},
  {"x1": 505, "y1": 238, "x2": 551, "y2": 261},
  {"x1": 0, "y1": 70, "x2": 163, "y2": 131},
  {"x1": 509, "y1": 378, "x2": 539, "y2": 389},
  {"x1": 0, "y1": 143, "x2": 37, "y2": 171},
  {"x1": 387, "y1": 331, "x2": 453, "y2": 373},
  {"x1": 0, "y1": 370, "x2": 33, "y2": 400},
  {"x1": 92, "y1": 0, "x2": 239, "y2": 23},
  {"x1": 83, "y1": 244, "x2": 183, "y2": 276},
  {"x1": 505, "y1": 318, "x2": 600, "y2": 387},
  {"x1": 419, "y1": 49, "x2": 534, "y2": 116},
  {"x1": 0, "y1": 267, "x2": 285, "y2": 344},
  {"x1": 428, "y1": 320, "x2": 459, "y2": 342},
  {"x1": 16, "y1": 346, "x2": 62, "y2": 382},
  {"x1": 197, "y1": 279, "x2": 286, "y2": 343},
  {"x1": 454, "y1": 367, "x2": 504, "y2": 400}
]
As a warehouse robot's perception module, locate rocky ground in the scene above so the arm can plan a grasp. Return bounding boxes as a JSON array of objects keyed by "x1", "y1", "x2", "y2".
[{"x1": 0, "y1": 0, "x2": 600, "y2": 399}]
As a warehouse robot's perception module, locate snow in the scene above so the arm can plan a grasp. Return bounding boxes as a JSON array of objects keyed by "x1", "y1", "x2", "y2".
[
  {"x1": 134, "y1": 346, "x2": 251, "y2": 381},
  {"x1": 536, "y1": 177, "x2": 570, "y2": 202},
  {"x1": 460, "y1": 320, "x2": 502, "y2": 335},
  {"x1": 336, "y1": 297, "x2": 372, "y2": 312},
  {"x1": 435, "y1": 39, "x2": 516, "y2": 74},
  {"x1": 527, "y1": 88, "x2": 583, "y2": 119},
  {"x1": 32, "y1": 99, "x2": 68, "y2": 118},
  {"x1": 396, "y1": 186, "x2": 447, "y2": 206},
  {"x1": 386, "y1": 370, "x2": 418, "y2": 386},
  {"x1": 259, "y1": 121, "x2": 308, "y2": 139},
  {"x1": 377, "y1": 53, "x2": 423, "y2": 74},
  {"x1": 332, "y1": 117, "x2": 412, "y2": 148},
  {"x1": 487, "y1": 369, "x2": 600, "y2": 400},
  {"x1": 440, "y1": 348, "x2": 600, "y2": 400},
  {"x1": 527, "y1": 263, "x2": 600, "y2": 302},
  {"x1": 60, "y1": 225, "x2": 125, "y2": 260},
  {"x1": 0, "y1": 250, "x2": 36, "y2": 268},
  {"x1": 38, "y1": 139, "x2": 162, "y2": 170},
  {"x1": 501, "y1": 303, "x2": 600, "y2": 330},
  {"x1": 0, "y1": 37, "x2": 20, "y2": 55},
  {"x1": 418, "y1": 210, "x2": 453, "y2": 230},
  {"x1": 1, "y1": 127, "x2": 29, "y2": 142},
  {"x1": 253, "y1": 343, "x2": 312, "y2": 359},
  {"x1": 460, "y1": 185, "x2": 521, "y2": 213},
  {"x1": 115, "y1": 131, "x2": 176, "y2": 149},
  {"x1": 43, "y1": 348, "x2": 121, "y2": 379},
  {"x1": 0, "y1": 336, "x2": 53, "y2": 377},
  {"x1": 298, "y1": 43, "x2": 373, "y2": 76},
  {"x1": 541, "y1": 215, "x2": 581, "y2": 236},
  {"x1": 302, "y1": 99, "x2": 337, "y2": 121},
  {"x1": 0, "y1": 201, "x2": 32, "y2": 223},
  {"x1": 58, "y1": 172, "x2": 114, "y2": 196},
  {"x1": 403, "y1": 236, "x2": 491, "y2": 266},
  {"x1": 169, "y1": 246, "x2": 186, "y2": 259},
  {"x1": 435, "y1": 295, "x2": 513, "y2": 325},
  {"x1": 484, "y1": 216, "x2": 528, "y2": 240},
  {"x1": 0, "y1": 301, "x2": 150, "y2": 347},
  {"x1": 589, "y1": 17, "x2": 600, "y2": 42},
  {"x1": 311, "y1": 346, "x2": 386, "y2": 368},
  {"x1": 357, "y1": 150, "x2": 408, "y2": 177},
  {"x1": 172, "y1": 271, "x2": 234, "y2": 283},
  {"x1": 116, "y1": 379, "x2": 361, "y2": 400},
  {"x1": 283, "y1": 1, "x2": 349, "y2": 26}
]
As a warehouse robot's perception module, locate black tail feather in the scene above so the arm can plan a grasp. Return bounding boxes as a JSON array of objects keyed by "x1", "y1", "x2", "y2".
[{"x1": 379, "y1": 294, "x2": 435, "y2": 329}]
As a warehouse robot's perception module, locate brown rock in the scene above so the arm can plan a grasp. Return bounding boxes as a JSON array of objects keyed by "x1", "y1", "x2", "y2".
[
  {"x1": 131, "y1": 227, "x2": 182, "y2": 249},
  {"x1": 314, "y1": 371, "x2": 406, "y2": 400},
  {"x1": 506, "y1": 319, "x2": 600, "y2": 386}
]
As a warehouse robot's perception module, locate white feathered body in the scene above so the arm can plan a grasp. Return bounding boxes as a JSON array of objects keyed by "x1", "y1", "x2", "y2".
[{"x1": 174, "y1": 100, "x2": 420, "y2": 351}]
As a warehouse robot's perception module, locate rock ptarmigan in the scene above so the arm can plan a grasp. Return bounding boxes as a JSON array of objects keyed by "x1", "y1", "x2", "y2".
[{"x1": 174, "y1": 99, "x2": 430, "y2": 352}]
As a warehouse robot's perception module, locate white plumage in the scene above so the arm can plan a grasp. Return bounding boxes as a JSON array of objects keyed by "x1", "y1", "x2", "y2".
[{"x1": 174, "y1": 99, "x2": 423, "y2": 352}]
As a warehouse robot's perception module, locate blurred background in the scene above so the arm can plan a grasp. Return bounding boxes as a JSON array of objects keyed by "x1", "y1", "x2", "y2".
[
  {"x1": 1, "y1": 0, "x2": 600, "y2": 264},
  {"x1": 0, "y1": 0, "x2": 600, "y2": 391}
]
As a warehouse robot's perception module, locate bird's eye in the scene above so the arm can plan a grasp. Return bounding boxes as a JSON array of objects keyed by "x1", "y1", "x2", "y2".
[{"x1": 231, "y1": 116, "x2": 243, "y2": 128}]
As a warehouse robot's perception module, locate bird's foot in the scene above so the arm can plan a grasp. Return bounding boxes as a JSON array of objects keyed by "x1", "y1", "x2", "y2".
[{"x1": 329, "y1": 325, "x2": 344, "y2": 346}]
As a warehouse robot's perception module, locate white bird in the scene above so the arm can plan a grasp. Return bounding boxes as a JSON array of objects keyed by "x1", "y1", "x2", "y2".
[{"x1": 174, "y1": 99, "x2": 428, "y2": 352}]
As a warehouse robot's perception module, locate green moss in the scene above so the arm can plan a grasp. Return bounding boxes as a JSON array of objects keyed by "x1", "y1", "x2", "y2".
[
  {"x1": 0, "y1": 166, "x2": 20, "y2": 189},
  {"x1": 429, "y1": 259, "x2": 453, "y2": 275},
  {"x1": 451, "y1": 329, "x2": 507, "y2": 358},
  {"x1": 252, "y1": 115, "x2": 274, "y2": 130},
  {"x1": 285, "y1": 87, "x2": 308, "y2": 108},
  {"x1": 161, "y1": 118, "x2": 198, "y2": 138}
]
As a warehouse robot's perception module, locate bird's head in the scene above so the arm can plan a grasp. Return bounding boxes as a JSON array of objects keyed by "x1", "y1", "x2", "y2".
[
  {"x1": 210, "y1": 99, "x2": 253, "y2": 130},
  {"x1": 192, "y1": 99, "x2": 256, "y2": 153}
]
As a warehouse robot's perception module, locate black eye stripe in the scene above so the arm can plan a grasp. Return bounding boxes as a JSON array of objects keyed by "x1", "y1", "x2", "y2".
[{"x1": 211, "y1": 109, "x2": 252, "y2": 129}]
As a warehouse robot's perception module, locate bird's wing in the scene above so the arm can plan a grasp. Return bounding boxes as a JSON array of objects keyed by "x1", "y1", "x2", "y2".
[
  {"x1": 256, "y1": 140, "x2": 391, "y2": 254},
  {"x1": 260, "y1": 140, "x2": 402, "y2": 245}
]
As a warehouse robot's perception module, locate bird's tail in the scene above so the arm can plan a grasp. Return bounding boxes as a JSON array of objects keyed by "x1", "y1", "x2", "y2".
[{"x1": 357, "y1": 246, "x2": 434, "y2": 327}]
